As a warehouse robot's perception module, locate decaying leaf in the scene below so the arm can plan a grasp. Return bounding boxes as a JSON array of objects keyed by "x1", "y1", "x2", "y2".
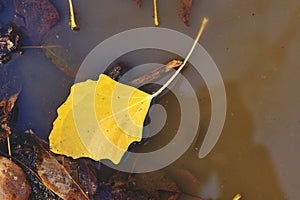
[
  {"x1": 0, "y1": 92, "x2": 20, "y2": 142},
  {"x1": 0, "y1": 156, "x2": 31, "y2": 200},
  {"x1": 33, "y1": 137, "x2": 90, "y2": 200},
  {"x1": 8, "y1": 132, "x2": 98, "y2": 199},
  {"x1": 97, "y1": 171, "x2": 181, "y2": 200},
  {"x1": 179, "y1": 0, "x2": 193, "y2": 26},
  {"x1": 49, "y1": 18, "x2": 208, "y2": 164},
  {"x1": 13, "y1": 0, "x2": 60, "y2": 40},
  {"x1": 55, "y1": 156, "x2": 98, "y2": 197}
]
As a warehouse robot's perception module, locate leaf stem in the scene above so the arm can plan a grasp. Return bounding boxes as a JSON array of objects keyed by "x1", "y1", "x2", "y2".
[
  {"x1": 151, "y1": 17, "x2": 208, "y2": 98},
  {"x1": 68, "y1": 0, "x2": 79, "y2": 31},
  {"x1": 20, "y1": 45, "x2": 60, "y2": 49},
  {"x1": 153, "y1": 0, "x2": 159, "y2": 26}
]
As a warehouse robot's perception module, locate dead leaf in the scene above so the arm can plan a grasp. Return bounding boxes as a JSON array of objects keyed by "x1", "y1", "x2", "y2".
[
  {"x1": 179, "y1": 0, "x2": 193, "y2": 26},
  {"x1": 9, "y1": 132, "x2": 97, "y2": 199},
  {"x1": 0, "y1": 156, "x2": 31, "y2": 200},
  {"x1": 33, "y1": 137, "x2": 90, "y2": 200},
  {"x1": 13, "y1": 0, "x2": 60, "y2": 40},
  {"x1": 0, "y1": 92, "x2": 20, "y2": 142},
  {"x1": 55, "y1": 156, "x2": 98, "y2": 197}
]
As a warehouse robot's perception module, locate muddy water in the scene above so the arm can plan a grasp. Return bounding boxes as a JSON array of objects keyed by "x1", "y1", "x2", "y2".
[{"x1": 1, "y1": 0, "x2": 300, "y2": 199}]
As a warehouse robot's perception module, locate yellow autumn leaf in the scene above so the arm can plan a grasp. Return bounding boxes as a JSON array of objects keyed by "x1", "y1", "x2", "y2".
[
  {"x1": 49, "y1": 74, "x2": 152, "y2": 164},
  {"x1": 49, "y1": 18, "x2": 208, "y2": 164}
]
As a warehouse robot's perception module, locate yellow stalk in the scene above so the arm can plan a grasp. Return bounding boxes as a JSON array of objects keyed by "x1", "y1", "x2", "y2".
[
  {"x1": 68, "y1": 0, "x2": 79, "y2": 30},
  {"x1": 153, "y1": 0, "x2": 159, "y2": 26},
  {"x1": 7, "y1": 136, "x2": 11, "y2": 159}
]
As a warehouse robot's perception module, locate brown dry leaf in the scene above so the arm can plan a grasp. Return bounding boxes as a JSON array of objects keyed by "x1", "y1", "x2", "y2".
[
  {"x1": 0, "y1": 92, "x2": 20, "y2": 142},
  {"x1": 0, "y1": 156, "x2": 31, "y2": 200},
  {"x1": 33, "y1": 138, "x2": 90, "y2": 200},
  {"x1": 179, "y1": 0, "x2": 193, "y2": 26}
]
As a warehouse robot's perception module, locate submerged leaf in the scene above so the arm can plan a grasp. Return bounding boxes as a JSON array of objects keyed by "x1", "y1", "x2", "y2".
[
  {"x1": 49, "y1": 74, "x2": 152, "y2": 164},
  {"x1": 13, "y1": 0, "x2": 60, "y2": 41},
  {"x1": 97, "y1": 172, "x2": 181, "y2": 200},
  {"x1": 179, "y1": 0, "x2": 193, "y2": 26}
]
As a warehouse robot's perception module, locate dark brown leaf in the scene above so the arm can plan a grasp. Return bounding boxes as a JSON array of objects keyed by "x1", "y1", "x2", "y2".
[
  {"x1": 55, "y1": 156, "x2": 98, "y2": 198},
  {"x1": 179, "y1": 0, "x2": 193, "y2": 26},
  {"x1": 0, "y1": 156, "x2": 31, "y2": 200},
  {"x1": 13, "y1": 0, "x2": 60, "y2": 41}
]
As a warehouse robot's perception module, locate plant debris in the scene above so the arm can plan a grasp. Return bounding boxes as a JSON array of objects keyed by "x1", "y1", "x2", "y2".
[
  {"x1": 97, "y1": 172, "x2": 181, "y2": 200},
  {"x1": 0, "y1": 24, "x2": 23, "y2": 64},
  {"x1": 68, "y1": 0, "x2": 79, "y2": 31},
  {"x1": 179, "y1": 0, "x2": 193, "y2": 26},
  {"x1": 0, "y1": 92, "x2": 20, "y2": 140},
  {"x1": 132, "y1": 0, "x2": 193, "y2": 26}
]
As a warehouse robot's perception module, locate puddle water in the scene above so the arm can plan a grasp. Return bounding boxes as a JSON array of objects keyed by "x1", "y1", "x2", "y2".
[{"x1": 1, "y1": 0, "x2": 300, "y2": 199}]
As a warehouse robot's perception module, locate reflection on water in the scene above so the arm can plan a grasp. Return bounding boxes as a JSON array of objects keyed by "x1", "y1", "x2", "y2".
[{"x1": 1, "y1": 0, "x2": 299, "y2": 199}]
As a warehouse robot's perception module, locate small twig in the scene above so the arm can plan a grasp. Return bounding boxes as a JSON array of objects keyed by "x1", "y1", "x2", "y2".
[
  {"x1": 20, "y1": 45, "x2": 60, "y2": 49},
  {"x1": 68, "y1": 0, "x2": 79, "y2": 31},
  {"x1": 7, "y1": 136, "x2": 11, "y2": 159},
  {"x1": 181, "y1": 192, "x2": 204, "y2": 200},
  {"x1": 153, "y1": 0, "x2": 159, "y2": 26}
]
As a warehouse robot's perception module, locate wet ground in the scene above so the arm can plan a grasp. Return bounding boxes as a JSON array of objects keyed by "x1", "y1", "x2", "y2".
[{"x1": 1, "y1": 0, "x2": 300, "y2": 199}]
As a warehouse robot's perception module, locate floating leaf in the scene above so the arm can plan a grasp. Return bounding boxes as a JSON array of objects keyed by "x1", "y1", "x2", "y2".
[
  {"x1": 49, "y1": 18, "x2": 208, "y2": 164},
  {"x1": 50, "y1": 74, "x2": 152, "y2": 164}
]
